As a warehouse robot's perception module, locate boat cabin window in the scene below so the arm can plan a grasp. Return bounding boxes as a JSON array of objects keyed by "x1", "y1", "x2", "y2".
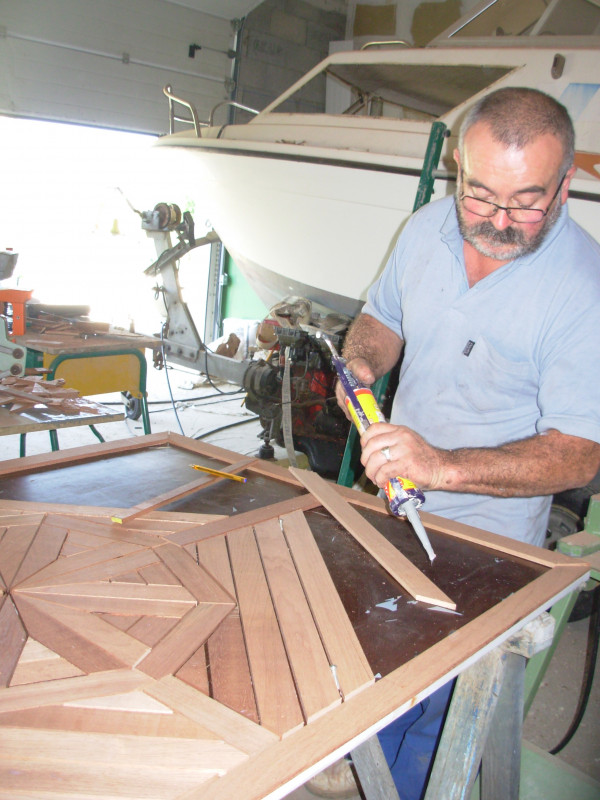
[
  {"x1": 448, "y1": 0, "x2": 600, "y2": 38},
  {"x1": 270, "y1": 63, "x2": 513, "y2": 120}
]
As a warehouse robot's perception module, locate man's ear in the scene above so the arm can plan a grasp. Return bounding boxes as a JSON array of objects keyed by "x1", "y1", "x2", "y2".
[
  {"x1": 453, "y1": 148, "x2": 461, "y2": 171},
  {"x1": 561, "y1": 164, "x2": 577, "y2": 203}
]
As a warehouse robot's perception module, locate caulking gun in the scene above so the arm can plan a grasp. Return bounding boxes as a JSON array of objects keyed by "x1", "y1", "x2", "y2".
[{"x1": 318, "y1": 332, "x2": 436, "y2": 563}]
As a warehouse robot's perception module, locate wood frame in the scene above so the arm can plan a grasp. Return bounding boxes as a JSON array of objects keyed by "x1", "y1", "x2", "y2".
[{"x1": 0, "y1": 432, "x2": 590, "y2": 800}]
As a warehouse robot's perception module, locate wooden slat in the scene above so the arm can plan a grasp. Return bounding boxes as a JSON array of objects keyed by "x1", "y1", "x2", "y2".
[
  {"x1": 169, "y1": 492, "x2": 319, "y2": 548},
  {"x1": 290, "y1": 468, "x2": 456, "y2": 610},
  {"x1": 0, "y1": 726, "x2": 248, "y2": 773},
  {"x1": 281, "y1": 510, "x2": 374, "y2": 699},
  {"x1": 147, "y1": 675, "x2": 278, "y2": 756},
  {"x1": 196, "y1": 537, "x2": 259, "y2": 722},
  {"x1": 13, "y1": 595, "x2": 149, "y2": 671},
  {"x1": 227, "y1": 525, "x2": 304, "y2": 738},
  {"x1": 20, "y1": 581, "x2": 196, "y2": 617},
  {"x1": 110, "y1": 456, "x2": 256, "y2": 525},
  {"x1": 17, "y1": 545, "x2": 159, "y2": 590},
  {"x1": 176, "y1": 643, "x2": 211, "y2": 695},
  {"x1": 0, "y1": 669, "x2": 153, "y2": 713},
  {"x1": 137, "y1": 602, "x2": 235, "y2": 679},
  {"x1": 0, "y1": 596, "x2": 27, "y2": 687},
  {"x1": 154, "y1": 541, "x2": 235, "y2": 605},
  {"x1": 125, "y1": 616, "x2": 180, "y2": 647},
  {"x1": 0, "y1": 524, "x2": 39, "y2": 588},
  {"x1": 254, "y1": 518, "x2": 342, "y2": 722}
]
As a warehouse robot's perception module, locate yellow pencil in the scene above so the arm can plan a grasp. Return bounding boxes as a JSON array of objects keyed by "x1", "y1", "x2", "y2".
[{"x1": 190, "y1": 464, "x2": 247, "y2": 483}]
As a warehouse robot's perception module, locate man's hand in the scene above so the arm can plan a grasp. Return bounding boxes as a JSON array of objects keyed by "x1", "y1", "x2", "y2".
[
  {"x1": 360, "y1": 422, "x2": 446, "y2": 491},
  {"x1": 335, "y1": 358, "x2": 377, "y2": 420}
]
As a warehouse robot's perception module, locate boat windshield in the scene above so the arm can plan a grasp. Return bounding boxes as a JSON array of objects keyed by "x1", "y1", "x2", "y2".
[
  {"x1": 443, "y1": 0, "x2": 600, "y2": 39},
  {"x1": 271, "y1": 63, "x2": 513, "y2": 120}
]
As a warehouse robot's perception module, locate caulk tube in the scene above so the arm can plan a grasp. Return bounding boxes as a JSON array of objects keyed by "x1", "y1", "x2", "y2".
[{"x1": 334, "y1": 354, "x2": 435, "y2": 562}]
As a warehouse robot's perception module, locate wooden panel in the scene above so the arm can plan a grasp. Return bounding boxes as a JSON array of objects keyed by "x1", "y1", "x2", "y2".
[
  {"x1": 227, "y1": 525, "x2": 304, "y2": 737},
  {"x1": 281, "y1": 510, "x2": 374, "y2": 700},
  {"x1": 290, "y1": 468, "x2": 456, "y2": 610},
  {"x1": 254, "y1": 517, "x2": 342, "y2": 722}
]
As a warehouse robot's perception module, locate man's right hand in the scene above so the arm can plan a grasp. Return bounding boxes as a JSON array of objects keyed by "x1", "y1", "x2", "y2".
[{"x1": 335, "y1": 357, "x2": 377, "y2": 420}]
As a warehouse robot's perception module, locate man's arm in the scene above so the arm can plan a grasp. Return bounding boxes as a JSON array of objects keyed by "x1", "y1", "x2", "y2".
[{"x1": 360, "y1": 425, "x2": 600, "y2": 498}]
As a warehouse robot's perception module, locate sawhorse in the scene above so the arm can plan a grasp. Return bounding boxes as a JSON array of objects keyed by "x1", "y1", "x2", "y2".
[{"x1": 349, "y1": 614, "x2": 555, "y2": 800}]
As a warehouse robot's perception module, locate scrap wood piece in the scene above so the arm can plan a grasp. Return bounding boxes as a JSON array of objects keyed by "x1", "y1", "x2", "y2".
[
  {"x1": 254, "y1": 517, "x2": 342, "y2": 722},
  {"x1": 280, "y1": 510, "x2": 374, "y2": 699},
  {"x1": 290, "y1": 468, "x2": 456, "y2": 611},
  {"x1": 110, "y1": 456, "x2": 256, "y2": 525},
  {"x1": 227, "y1": 525, "x2": 305, "y2": 738}
]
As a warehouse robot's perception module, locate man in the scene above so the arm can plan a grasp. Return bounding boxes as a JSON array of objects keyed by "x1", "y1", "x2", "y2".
[{"x1": 336, "y1": 87, "x2": 600, "y2": 799}]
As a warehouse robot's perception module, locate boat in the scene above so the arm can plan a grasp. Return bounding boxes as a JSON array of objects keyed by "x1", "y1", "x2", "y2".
[{"x1": 154, "y1": 0, "x2": 600, "y2": 320}]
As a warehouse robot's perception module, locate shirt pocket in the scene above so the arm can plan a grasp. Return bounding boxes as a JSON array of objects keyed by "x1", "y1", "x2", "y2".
[{"x1": 455, "y1": 335, "x2": 536, "y2": 417}]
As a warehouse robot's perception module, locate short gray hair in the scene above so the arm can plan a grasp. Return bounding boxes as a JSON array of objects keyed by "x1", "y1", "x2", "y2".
[{"x1": 458, "y1": 87, "x2": 575, "y2": 175}]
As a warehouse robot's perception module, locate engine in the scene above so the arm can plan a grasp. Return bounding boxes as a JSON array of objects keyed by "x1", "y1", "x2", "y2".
[{"x1": 243, "y1": 325, "x2": 350, "y2": 478}]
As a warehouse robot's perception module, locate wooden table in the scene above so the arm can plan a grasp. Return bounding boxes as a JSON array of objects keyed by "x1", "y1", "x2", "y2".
[
  {"x1": 0, "y1": 433, "x2": 590, "y2": 800},
  {"x1": 15, "y1": 330, "x2": 160, "y2": 434},
  {"x1": 0, "y1": 401, "x2": 125, "y2": 456}
]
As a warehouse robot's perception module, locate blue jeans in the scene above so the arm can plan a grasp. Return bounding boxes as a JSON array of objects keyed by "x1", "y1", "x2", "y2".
[{"x1": 377, "y1": 680, "x2": 454, "y2": 800}]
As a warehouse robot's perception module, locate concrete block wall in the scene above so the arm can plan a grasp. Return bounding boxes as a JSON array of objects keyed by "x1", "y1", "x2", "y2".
[{"x1": 234, "y1": 0, "x2": 347, "y2": 118}]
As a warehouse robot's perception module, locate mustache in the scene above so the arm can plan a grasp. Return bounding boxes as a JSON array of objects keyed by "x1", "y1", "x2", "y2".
[{"x1": 466, "y1": 219, "x2": 526, "y2": 246}]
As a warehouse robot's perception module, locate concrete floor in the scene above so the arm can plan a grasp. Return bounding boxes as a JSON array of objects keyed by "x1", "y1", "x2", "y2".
[{"x1": 2, "y1": 360, "x2": 599, "y2": 798}]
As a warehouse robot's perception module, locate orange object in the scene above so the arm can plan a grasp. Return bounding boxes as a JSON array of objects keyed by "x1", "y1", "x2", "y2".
[{"x1": 0, "y1": 289, "x2": 33, "y2": 336}]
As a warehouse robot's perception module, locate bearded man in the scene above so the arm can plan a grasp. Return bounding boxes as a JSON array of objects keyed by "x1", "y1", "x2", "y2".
[{"x1": 335, "y1": 87, "x2": 600, "y2": 799}]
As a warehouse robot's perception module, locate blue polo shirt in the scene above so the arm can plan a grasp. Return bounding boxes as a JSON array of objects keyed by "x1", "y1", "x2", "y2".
[{"x1": 363, "y1": 196, "x2": 600, "y2": 545}]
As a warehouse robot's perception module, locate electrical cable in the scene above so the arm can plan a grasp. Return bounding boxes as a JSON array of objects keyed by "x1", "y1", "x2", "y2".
[
  {"x1": 160, "y1": 322, "x2": 185, "y2": 436},
  {"x1": 193, "y1": 415, "x2": 259, "y2": 440},
  {"x1": 549, "y1": 584, "x2": 600, "y2": 754}
]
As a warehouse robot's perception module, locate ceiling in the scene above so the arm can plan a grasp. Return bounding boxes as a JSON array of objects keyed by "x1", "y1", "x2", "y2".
[{"x1": 162, "y1": 0, "x2": 268, "y2": 19}]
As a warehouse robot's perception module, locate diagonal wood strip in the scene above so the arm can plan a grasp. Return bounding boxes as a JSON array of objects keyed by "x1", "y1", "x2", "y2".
[
  {"x1": 0, "y1": 524, "x2": 39, "y2": 589},
  {"x1": 19, "y1": 581, "x2": 197, "y2": 617},
  {"x1": 281, "y1": 510, "x2": 374, "y2": 699},
  {"x1": 254, "y1": 518, "x2": 342, "y2": 723},
  {"x1": 169, "y1": 492, "x2": 318, "y2": 547},
  {"x1": 17, "y1": 595, "x2": 149, "y2": 671},
  {"x1": 0, "y1": 596, "x2": 27, "y2": 688},
  {"x1": 154, "y1": 541, "x2": 236, "y2": 605},
  {"x1": 0, "y1": 668, "x2": 154, "y2": 714},
  {"x1": 147, "y1": 675, "x2": 278, "y2": 756},
  {"x1": 290, "y1": 468, "x2": 456, "y2": 610},
  {"x1": 137, "y1": 602, "x2": 235, "y2": 680},
  {"x1": 110, "y1": 456, "x2": 256, "y2": 525}
]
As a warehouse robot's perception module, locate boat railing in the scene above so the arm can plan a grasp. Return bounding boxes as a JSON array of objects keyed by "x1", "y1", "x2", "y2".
[
  {"x1": 360, "y1": 40, "x2": 411, "y2": 50},
  {"x1": 209, "y1": 101, "x2": 260, "y2": 127},
  {"x1": 163, "y1": 85, "x2": 207, "y2": 136}
]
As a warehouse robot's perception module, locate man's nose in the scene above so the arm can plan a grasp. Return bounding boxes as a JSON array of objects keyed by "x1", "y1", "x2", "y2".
[{"x1": 491, "y1": 208, "x2": 513, "y2": 231}]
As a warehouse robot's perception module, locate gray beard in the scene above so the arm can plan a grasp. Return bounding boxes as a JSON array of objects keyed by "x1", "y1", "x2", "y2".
[{"x1": 455, "y1": 191, "x2": 562, "y2": 261}]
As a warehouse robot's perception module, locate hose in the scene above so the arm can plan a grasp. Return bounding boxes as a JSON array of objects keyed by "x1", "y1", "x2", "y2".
[{"x1": 550, "y1": 584, "x2": 600, "y2": 754}]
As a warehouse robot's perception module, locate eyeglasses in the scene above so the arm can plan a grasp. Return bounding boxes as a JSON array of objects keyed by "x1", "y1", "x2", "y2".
[{"x1": 460, "y1": 173, "x2": 566, "y2": 224}]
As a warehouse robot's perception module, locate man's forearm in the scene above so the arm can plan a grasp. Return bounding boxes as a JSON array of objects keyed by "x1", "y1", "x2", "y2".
[
  {"x1": 342, "y1": 314, "x2": 403, "y2": 380},
  {"x1": 361, "y1": 426, "x2": 600, "y2": 498},
  {"x1": 436, "y1": 430, "x2": 600, "y2": 497}
]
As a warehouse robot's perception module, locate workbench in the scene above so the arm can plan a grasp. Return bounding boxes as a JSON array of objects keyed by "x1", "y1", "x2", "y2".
[
  {"x1": 0, "y1": 400, "x2": 125, "y2": 456},
  {"x1": 0, "y1": 433, "x2": 590, "y2": 800},
  {"x1": 15, "y1": 330, "x2": 160, "y2": 434}
]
